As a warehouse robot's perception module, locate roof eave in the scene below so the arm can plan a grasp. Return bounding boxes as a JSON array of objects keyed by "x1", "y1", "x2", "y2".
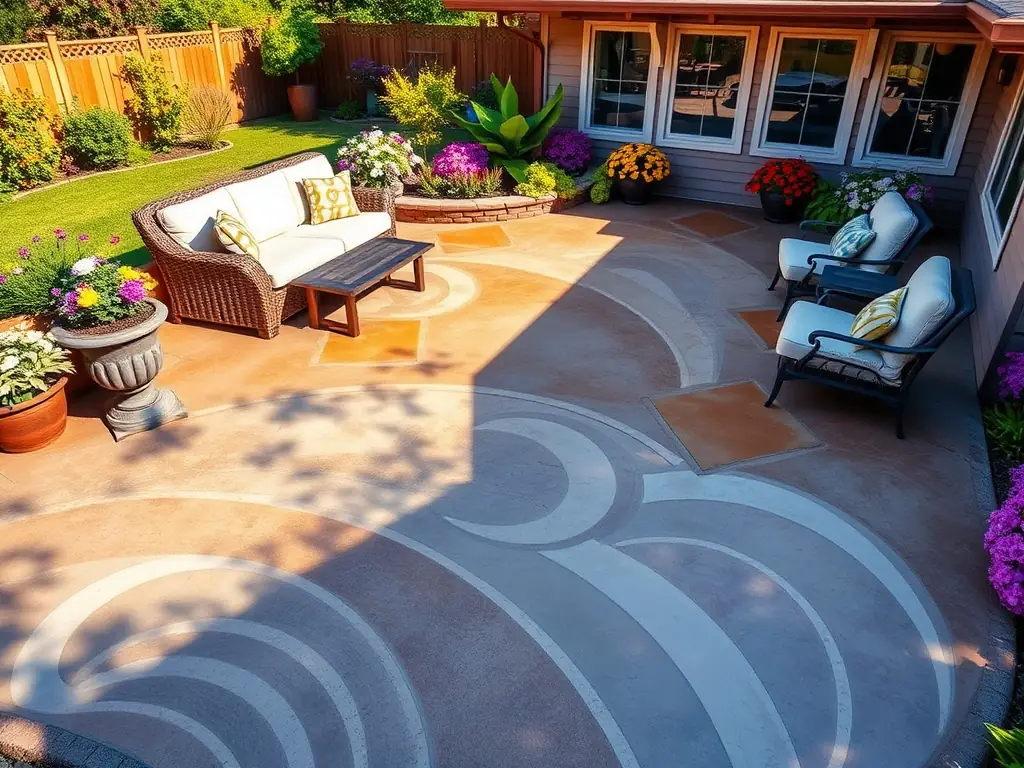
[
  {"x1": 443, "y1": 0, "x2": 967, "y2": 18},
  {"x1": 967, "y1": 2, "x2": 1024, "y2": 52}
]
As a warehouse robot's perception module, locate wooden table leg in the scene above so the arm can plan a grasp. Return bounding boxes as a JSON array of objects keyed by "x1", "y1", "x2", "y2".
[
  {"x1": 345, "y1": 293, "x2": 360, "y2": 337},
  {"x1": 413, "y1": 256, "x2": 425, "y2": 292},
  {"x1": 305, "y1": 288, "x2": 320, "y2": 329}
]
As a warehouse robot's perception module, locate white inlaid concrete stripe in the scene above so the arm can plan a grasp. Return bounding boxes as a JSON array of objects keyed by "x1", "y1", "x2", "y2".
[
  {"x1": 642, "y1": 469, "x2": 955, "y2": 733},
  {"x1": 546, "y1": 540, "x2": 801, "y2": 768},
  {"x1": 617, "y1": 536, "x2": 852, "y2": 768},
  {"x1": 11, "y1": 556, "x2": 429, "y2": 768},
  {"x1": 444, "y1": 417, "x2": 617, "y2": 545},
  {"x1": 79, "y1": 618, "x2": 368, "y2": 768}
]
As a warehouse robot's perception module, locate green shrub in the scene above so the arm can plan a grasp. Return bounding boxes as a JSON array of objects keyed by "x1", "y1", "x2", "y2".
[
  {"x1": 417, "y1": 166, "x2": 503, "y2": 199},
  {"x1": 381, "y1": 65, "x2": 465, "y2": 151},
  {"x1": 590, "y1": 161, "x2": 612, "y2": 204},
  {"x1": 260, "y1": 5, "x2": 323, "y2": 81},
  {"x1": 0, "y1": 90, "x2": 61, "y2": 191},
  {"x1": 514, "y1": 161, "x2": 555, "y2": 198},
  {"x1": 61, "y1": 106, "x2": 139, "y2": 170},
  {"x1": 988, "y1": 724, "x2": 1024, "y2": 768},
  {"x1": 985, "y1": 402, "x2": 1024, "y2": 460},
  {"x1": 541, "y1": 161, "x2": 577, "y2": 200},
  {"x1": 0, "y1": 232, "x2": 80, "y2": 319},
  {"x1": 122, "y1": 55, "x2": 184, "y2": 151},
  {"x1": 156, "y1": 0, "x2": 273, "y2": 32},
  {"x1": 181, "y1": 84, "x2": 232, "y2": 149},
  {"x1": 333, "y1": 100, "x2": 364, "y2": 120}
]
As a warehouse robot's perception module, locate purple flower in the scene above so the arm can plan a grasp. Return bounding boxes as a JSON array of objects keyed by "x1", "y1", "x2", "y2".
[
  {"x1": 118, "y1": 279, "x2": 145, "y2": 303},
  {"x1": 109, "y1": 235, "x2": 120, "y2": 245},
  {"x1": 998, "y1": 352, "x2": 1024, "y2": 401},
  {"x1": 0, "y1": 275, "x2": 6, "y2": 285},
  {"x1": 432, "y1": 142, "x2": 490, "y2": 178},
  {"x1": 50, "y1": 288, "x2": 62, "y2": 297},
  {"x1": 905, "y1": 184, "x2": 923, "y2": 202},
  {"x1": 59, "y1": 291, "x2": 79, "y2": 315},
  {"x1": 984, "y1": 466, "x2": 1024, "y2": 613},
  {"x1": 337, "y1": 159, "x2": 350, "y2": 172},
  {"x1": 54, "y1": 228, "x2": 66, "y2": 240},
  {"x1": 78, "y1": 233, "x2": 89, "y2": 242},
  {"x1": 542, "y1": 129, "x2": 592, "y2": 174},
  {"x1": 31, "y1": 235, "x2": 41, "y2": 243},
  {"x1": 17, "y1": 247, "x2": 28, "y2": 258}
]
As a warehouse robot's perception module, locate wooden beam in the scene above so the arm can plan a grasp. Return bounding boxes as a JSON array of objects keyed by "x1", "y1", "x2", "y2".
[{"x1": 968, "y1": 1, "x2": 1024, "y2": 52}]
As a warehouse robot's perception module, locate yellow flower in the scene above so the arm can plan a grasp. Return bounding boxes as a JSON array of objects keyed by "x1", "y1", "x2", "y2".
[
  {"x1": 139, "y1": 271, "x2": 158, "y2": 291},
  {"x1": 630, "y1": 172, "x2": 639, "y2": 180},
  {"x1": 77, "y1": 287, "x2": 100, "y2": 308},
  {"x1": 117, "y1": 266, "x2": 141, "y2": 281}
]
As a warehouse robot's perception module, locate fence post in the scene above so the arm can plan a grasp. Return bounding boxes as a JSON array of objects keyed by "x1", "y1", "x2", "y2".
[
  {"x1": 476, "y1": 18, "x2": 487, "y2": 84},
  {"x1": 210, "y1": 21, "x2": 228, "y2": 89},
  {"x1": 135, "y1": 26, "x2": 151, "y2": 58},
  {"x1": 43, "y1": 31, "x2": 72, "y2": 110}
]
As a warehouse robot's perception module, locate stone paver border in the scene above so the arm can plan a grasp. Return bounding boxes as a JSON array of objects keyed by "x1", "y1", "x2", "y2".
[
  {"x1": 0, "y1": 714, "x2": 151, "y2": 768},
  {"x1": 396, "y1": 191, "x2": 591, "y2": 224}
]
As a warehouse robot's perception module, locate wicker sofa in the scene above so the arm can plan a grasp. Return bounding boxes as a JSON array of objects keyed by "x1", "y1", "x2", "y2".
[{"x1": 132, "y1": 152, "x2": 397, "y2": 339}]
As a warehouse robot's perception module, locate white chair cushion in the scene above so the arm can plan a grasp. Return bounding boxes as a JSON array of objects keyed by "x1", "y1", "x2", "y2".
[
  {"x1": 777, "y1": 300, "x2": 898, "y2": 382},
  {"x1": 779, "y1": 238, "x2": 839, "y2": 281},
  {"x1": 157, "y1": 188, "x2": 238, "y2": 252},
  {"x1": 225, "y1": 171, "x2": 302, "y2": 243},
  {"x1": 281, "y1": 155, "x2": 336, "y2": 224},
  {"x1": 258, "y1": 235, "x2": 343, "y2": 289},
  {"x1": 288, "y1": 212, "x2": 392, "y2": 249},
  {"x1": 878, "y1": 255, "x2": 954, "y2": 375},
  {"x1": 857, "y1": 191, "x2": 917, "y2": 273}
]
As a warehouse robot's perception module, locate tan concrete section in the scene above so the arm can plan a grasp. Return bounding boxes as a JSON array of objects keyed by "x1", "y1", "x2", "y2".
[
  {"x1": 737, "y1": 309, "x2": 784, "y2": 348},
  {"x1": 318, "y1": 320, "x2": 422, "y2": 365},
  {"x1": 655, "y1": 381, "x2": 821, "y2": 470},
  {"x1": 435, "y1": 224, "x2": 512, "y2": 252},
  {"x1": 673, "y1": 210, "x2": 756, "y2": 240}
]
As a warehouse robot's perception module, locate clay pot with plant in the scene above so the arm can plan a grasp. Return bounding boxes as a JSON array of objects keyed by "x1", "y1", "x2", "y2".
[
  {"x1": 260, "y1": 6, "x2": 324, "y2": 122},
  {"x1": 0, "y1": 330, "x2": 75, "y2": 453},
  {"x1": 745, "y1": 159, "x2": 818, "y2": 223}
]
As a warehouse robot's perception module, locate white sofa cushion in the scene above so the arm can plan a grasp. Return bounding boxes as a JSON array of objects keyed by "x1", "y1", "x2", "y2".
[
  {"x1": 157, "y1": 188, "x2": 238, "y2": 252},
  {"x1": 258, "y1": 235, "x2": 344, "y2": 289},
  {"x1": 777, "y1": 300, "x2": 897, "y2": 382},
  {"x1": 281, "y1": 155, "x2": 336, "y2": 224},
  {"x1": 858, "y1": 191, "x2": 918, "y2": 273},
  {"x1": 225, "y1": 171, "x2": 302, "y2": 242},
  {"x1": 288, "y1": 212, "x2": 392, "y2": 249},
  {"x1": 878, "y1": 255, "x2": 954, "y2": 375},
  {"x1": 779, "y1": 237, "x2": 839, "y2": 281}
]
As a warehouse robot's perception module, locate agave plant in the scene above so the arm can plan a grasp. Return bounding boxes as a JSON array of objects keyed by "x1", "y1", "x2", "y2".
[{"x1": 449, "y1": 75, "x2": 564, "y2": 183}]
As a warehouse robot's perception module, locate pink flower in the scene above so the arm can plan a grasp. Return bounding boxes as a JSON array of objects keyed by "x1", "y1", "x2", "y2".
[
  {"x1": 54, "y1": 229, "x2": 66, "y2": 240},
  {"x1": 17, "y1": 247, "x2": 28, "y2": 258},
  {"x1": 117, "y1": 279, "x2": 145, "y2": 303},
  {"x1": 109, "y1": 235, "x2": 120, "y2": 245},
  {"x1": 31, "y1": 235, "x2": 41, "y2": 243},
  {"x1": 78, "y1": 233, "x2": 89, "y2": 242},
  {"x1": 0, "y1": 275, "x2": 6, "y2": 285}
]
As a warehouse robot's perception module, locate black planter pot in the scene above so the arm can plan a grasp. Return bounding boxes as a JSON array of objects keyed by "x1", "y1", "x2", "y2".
[
  {"x1": 616, "y1": 177, "x2": 653, "y2": 206},
  {"x1": 759, "y1": 189, "x2": 807, "y2": 223}
]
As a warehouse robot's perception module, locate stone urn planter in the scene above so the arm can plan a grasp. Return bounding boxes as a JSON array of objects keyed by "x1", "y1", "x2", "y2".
[
  {"x1": 0, "y1": 377, "x2": 68, "y2": 453},
  {"x1": 50, "y1": 299, "x2": 187, "y2": 442}
]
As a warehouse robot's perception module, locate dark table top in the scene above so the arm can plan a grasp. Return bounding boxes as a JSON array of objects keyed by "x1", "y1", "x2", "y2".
[
  {"x1": 290, "y1": 237, "x2": 432, "y2": 295},
  {"x1": 818, "y1": 265, "x2": 900, "y2": 298}
]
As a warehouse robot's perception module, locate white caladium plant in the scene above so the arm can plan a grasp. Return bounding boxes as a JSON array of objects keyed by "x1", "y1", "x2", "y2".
[{"x1": 0, "y1": 329, "x2": 74, "y2": 407}]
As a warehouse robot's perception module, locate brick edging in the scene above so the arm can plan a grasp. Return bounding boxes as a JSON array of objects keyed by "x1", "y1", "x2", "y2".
[
  {"x1": 395, "y1": 191, "x2": 593, "y2": 224},
  {"x1": 0, "y1": 714, "x2": 152, "y2": 768}
]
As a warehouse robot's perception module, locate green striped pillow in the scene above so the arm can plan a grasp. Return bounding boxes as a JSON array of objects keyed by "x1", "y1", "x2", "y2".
[{"x1": 830, "y1": 214, "x2": 876, "y2": 261}]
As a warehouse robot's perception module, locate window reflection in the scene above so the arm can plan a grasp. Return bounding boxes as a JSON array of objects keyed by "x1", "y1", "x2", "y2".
[
  {"x1": 988, "y1": 93, "x2": 1024, "y2": 236},
  {"x1": 590, "y1": 30, "x2": 651, "y2": 131},
  {"x1": 668, "y1": 33, "x2": 747, "y2": 140}
]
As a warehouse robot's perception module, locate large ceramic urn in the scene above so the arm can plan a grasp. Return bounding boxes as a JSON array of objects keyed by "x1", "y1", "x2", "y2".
[{"x1": 51, "y1": 299, "x2": 187, "y2": 441}]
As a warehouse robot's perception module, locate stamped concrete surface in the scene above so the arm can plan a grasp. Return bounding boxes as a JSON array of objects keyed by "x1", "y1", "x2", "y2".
[{"x1": 0, "y1": 199, "x2": 1003, "y2": 768}]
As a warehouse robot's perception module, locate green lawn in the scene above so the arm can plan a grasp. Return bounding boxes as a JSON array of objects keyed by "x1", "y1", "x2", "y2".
[{"x1": 1, "y1": 116, "x2": 455, "y2": 267}]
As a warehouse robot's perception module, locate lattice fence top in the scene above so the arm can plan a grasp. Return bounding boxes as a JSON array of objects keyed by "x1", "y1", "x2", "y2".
[
  {"x1": 337, "y1": 23, "x2": 402, "y2": 38},
  {"x1": 0, "y1": 43, "x2": 49, "y2": 65},
  {"x1": 408, "y1": 25, "x2": 477, "y2": 41},
  {"x1": 59, "y1": 37, "x2": 138, "y2": 59},
  {"x1": 219, "y1": 29, "x2": 246, "y2": 44},
  {"x1": 149, "y1": 31, "x2": 214, "y2": 49}
]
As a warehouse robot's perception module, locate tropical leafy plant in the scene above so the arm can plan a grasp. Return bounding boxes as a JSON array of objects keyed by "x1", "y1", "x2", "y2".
[
  {"x1": 122, "y1": 54, "x2": 184, "y2": 151},
  {"x1": 260, "y1": 5, "x2": 323, "y2": 82},
  {"x1": 987, "y1": 723, "x2": 1024, "y2": 767},
  {"x1": 0, "y1": 329, "x2": 74, "y2": 407},
  {"x1": 381, "y1": 65, "x2": 465, "y2": 151},
  {"x1": 449, "y1": 74, "x2": 564, "y2": 183},
  {"x1": 985, "y1": 402, "x2": 1024, "y2": 461}
]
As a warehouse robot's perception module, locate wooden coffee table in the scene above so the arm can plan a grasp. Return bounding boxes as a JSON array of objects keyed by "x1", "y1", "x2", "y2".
[{"x1": 290, "y1": 237, "x2": 431, "y2": 337}]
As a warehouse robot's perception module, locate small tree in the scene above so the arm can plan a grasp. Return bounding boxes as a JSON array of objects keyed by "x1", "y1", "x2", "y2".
[
  {"x1": 380, "y1": 65, "x2": 465, "y2": 152},
  {"x1": 122, "y1": 55, "x2": 184, "y2": 151},
  {"x1": 260, "y1": 5, "x2": 323, "y2": 85}
]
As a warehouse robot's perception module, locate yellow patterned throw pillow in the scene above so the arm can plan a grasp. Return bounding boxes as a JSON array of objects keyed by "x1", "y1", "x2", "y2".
[
  {"x1": 303, "y1": 171, "x2": 360, "y2": 225},
  {"x1": 214, "y1": 210, "x2": 260, "y2": 258},
  {"x1": 850, "y1": 287, "x2": 907, "y2": 344}
]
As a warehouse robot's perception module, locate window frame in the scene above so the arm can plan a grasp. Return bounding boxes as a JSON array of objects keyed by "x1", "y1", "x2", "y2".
[
  {"x1": 655, "y1": 23, "x2": 760, "y2": 154},
  {"x1": 750, "y1": 26, "x2": 878, "y2": 165},
  {"x1": 578, "y1": 20, "x2": 662, "y2": 142},
  {"x1": 852, "y1": 31, "x2": 990, "y2": 177},
  {"x1": 982, "y1": 74, "x2": 1024, "y2": 266}
]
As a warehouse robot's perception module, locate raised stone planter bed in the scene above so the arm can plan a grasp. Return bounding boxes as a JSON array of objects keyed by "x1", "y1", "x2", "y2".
[{"x1": 396, "y1": 193, "x2": 559, "y2": 224}]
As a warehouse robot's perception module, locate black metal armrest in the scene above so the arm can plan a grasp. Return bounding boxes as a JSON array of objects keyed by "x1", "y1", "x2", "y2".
[
  {"x1": 799, "y1": 220, "x2": 841, "y2": 235},
  {"x1": 807, "y1": 329, "x2": 937, "y2": 355}
]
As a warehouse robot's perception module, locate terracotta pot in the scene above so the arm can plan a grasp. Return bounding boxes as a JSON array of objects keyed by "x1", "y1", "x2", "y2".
[
  {"x1": 0, "y1": 377, "x2": 68, "y2": 453},
  {"x1": 759, "y1": 189, "x2": 808, "y2": 223},
  {"x1": 288, "y1": 84, "x2": 318, "y2": 122},
  {"x1": 51, "y1": 299, "x2": 187, "y2": 442},
  {"x1": 616, "y1": 177, "x2": 653, "y2": 206}
]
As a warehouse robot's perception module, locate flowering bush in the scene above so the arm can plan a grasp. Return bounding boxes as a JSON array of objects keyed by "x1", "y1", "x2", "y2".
[
  {"x1": 805, "y1": 170, "x2": 933, "y2": 225},
  {"x1": 514, "y1": 162, "x2": 556, "y2": 198},
  {"x1": 606, "y1": 144, "x2": 669, "y2": 183},
  {"x1": 350, "y1": 58, "x2": 393, "y2": 92},
  {"x1": 51, "y1": 256, "x2": 157, "y2": 330},
  {"x1": 432, "y1": 142, "x2": 489, "y2": 177},
  {"x1": 0, "y1": 90, "x2": 61, "y2": 193},
  {"x1": 542, "y1": 129, "x2": 591, "y2": 175},
  {"x1": 999, "y1": 352, "x2": 1024, "y2": 401},
  {"x1": 744, "y1": 159, "x2": 817, "y2": 207},
  {"x1": 0, "y1": 330, "x2": 74, "y2": 407},
  {"x1": 985, "y1": 465, "x2": 1024, "y2": 613},
  {"x1": 541, "y1": 162, "x2": 579, "y2": 200},
  {"x1": 336, "y1": 128, "x2": 422, "y2": 189},
  {"x1": 590, "y1": 161, "x2": 612, "y2": 204},
  {"x1": 381, "y1": 65, "x2": 466, "y2": 149}
]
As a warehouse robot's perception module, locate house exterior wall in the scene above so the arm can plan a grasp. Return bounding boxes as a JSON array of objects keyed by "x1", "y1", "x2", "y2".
[
  {"x1": 960, "y1": 64, "x2": 1024, "y2": 389},
  {"x1": 545, "y1": 16, "x2": 1000, "y2": 218}
]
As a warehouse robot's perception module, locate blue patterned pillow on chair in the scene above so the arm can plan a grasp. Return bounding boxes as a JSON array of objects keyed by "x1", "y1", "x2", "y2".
[{"x1": 829, "y1": 214, "x2": 877, "y2": 261}]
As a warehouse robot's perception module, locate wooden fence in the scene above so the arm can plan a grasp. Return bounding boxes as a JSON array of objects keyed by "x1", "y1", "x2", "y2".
[
  {"x1": 0, "y1": 25, "x2": 288, "y2": 124},
  {"x1": 0, "y1": 21, "x2": 539, "y2": 126}
]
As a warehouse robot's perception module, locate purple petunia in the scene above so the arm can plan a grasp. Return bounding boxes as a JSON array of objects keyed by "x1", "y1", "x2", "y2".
[
  {"x1": 0, "y1": 275, "x2": 6, "y2": 285},
  {"x1": 50, "y1": 288, "x2": 62, "y2": 297},
  {"x1": 59, "y1": 291, "x2": 79, "y2": 315},
  {"x1": 432, "y1": 142, "x2": 490, "y2": 178},
  {"x1": 109, "y1": 235, "x2": 120, "y2": 245},
  {"x1": 337, "y1": 159, "x2": 350, "y2": 172},
  {"x1": 118, "y1": 279, "x2": 146, "y2": 303},
  {"x1": 998, "y1": 352, "x2": 1024, "y2": 401},
  {"x1": 542, "y1": 129, "x2": 592, "y2": 175},
  {"x1": 985, "y1": 465, "x2": 1024, "y2": 613}
]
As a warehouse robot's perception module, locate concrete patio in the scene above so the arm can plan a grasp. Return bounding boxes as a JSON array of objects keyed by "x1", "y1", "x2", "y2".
[{"x1": 0, "y1": 199, "x2": 1006, "y2": 768}]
